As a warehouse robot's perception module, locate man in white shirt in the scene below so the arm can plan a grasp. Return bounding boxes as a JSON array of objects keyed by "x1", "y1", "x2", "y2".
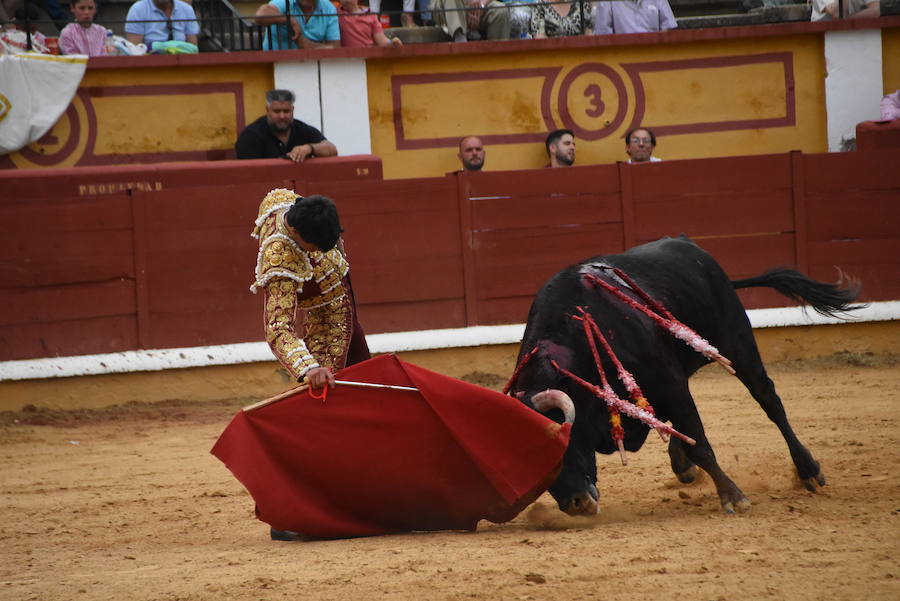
[
  {"x1": 810, "y1": 0, "x2": 879, "y2": 21},
  {"x1": 625, "y1": 127, "x2": 662, "y2": 163},
  {"x1": 594, "y1": 0, "x2": 677, "y2": 35}
]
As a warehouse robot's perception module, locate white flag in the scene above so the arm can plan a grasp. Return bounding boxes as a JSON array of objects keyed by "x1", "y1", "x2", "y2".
[{"x1": 0, "y1": 53, "x2": 88, "y2": 155}]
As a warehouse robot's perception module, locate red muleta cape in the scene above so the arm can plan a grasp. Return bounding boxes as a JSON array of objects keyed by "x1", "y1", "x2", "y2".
[{"x1": 211, "y1": 354, "x2": 570, "y2": 539}]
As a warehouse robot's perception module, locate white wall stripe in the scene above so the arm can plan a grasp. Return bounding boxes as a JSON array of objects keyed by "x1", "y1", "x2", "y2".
[{"x1": 0, "y1": 302, "x2": 896, "y2": 382}]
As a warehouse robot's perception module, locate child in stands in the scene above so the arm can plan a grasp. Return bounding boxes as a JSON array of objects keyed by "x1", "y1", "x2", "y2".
[
  {"x1": 338, "y1": 0, "x2": 402, "y2": 48},
  {"x1": 59, "y1": 0, "x2": 108, "y2": 55}
]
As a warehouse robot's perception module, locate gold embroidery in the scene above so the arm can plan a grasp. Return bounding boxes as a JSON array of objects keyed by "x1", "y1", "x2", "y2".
[
  {"x1": 252, "y1": 188, "x2": 299, "y2": 238},
  {"x1": 305, "y1": 296, "x2": 354, "y2": 372}
]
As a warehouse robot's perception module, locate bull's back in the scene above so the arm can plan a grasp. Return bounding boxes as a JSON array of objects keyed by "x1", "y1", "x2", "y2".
[{"x1": 522, "y1": 236, "x2": 747, "y2": 367}]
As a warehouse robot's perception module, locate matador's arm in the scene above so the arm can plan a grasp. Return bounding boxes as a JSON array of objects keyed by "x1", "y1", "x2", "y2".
[{"x1": 263, "y1": 278, "x2": 319, "y2": 381}]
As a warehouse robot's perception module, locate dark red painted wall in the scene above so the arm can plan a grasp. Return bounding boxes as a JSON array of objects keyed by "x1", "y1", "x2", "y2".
[{"x1": 1, "y1": 151, "x2": 898, "y2": 361}]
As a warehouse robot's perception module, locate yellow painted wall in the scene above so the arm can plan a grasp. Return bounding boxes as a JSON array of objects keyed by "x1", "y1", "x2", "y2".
[
  {"x1": 883, "y1": 26, "x2": 900, "y2": 94},
  {"x1": 368, "y1": 35, "x2": 827, "y2": 179},
  {"x1": 5, "y1": 63, "x2": 272, "y2": 169}
]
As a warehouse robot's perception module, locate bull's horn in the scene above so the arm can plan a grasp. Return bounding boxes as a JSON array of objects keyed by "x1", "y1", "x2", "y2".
[{"x1": 531, "y1": 389, "x2": 576, "y2": 424}]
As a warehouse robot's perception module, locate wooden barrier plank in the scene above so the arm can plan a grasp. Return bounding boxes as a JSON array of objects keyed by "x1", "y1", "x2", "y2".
[
  {"x1": 478, "y1": 297, "x2": 534, "y2": 327},
  {"x1": 803, "y1": 151, "x2": 900, "y2": 193},
  {"x1": 336, "y1": 179, "x2": 464, "y2": 307},
  {"x1": 0, "y1": 195, "x2": 134, "y2": 288},
  {"x1": 471, "y1": 191, "x2": 622, "y2": 230},
  {"x1": 134, "y1": 183, "x2": 290, "y2": 349},
  {"x1": 357, "y1": 299, "x2": 467, "y2": 334},
  {"x1": 630, "y1": 154, "x2": 792, "y2": 198},
  {"x1": 689, "y1": 234, "x2": 797, "y2": 277},
  {"x1": 0, "y1": 316, "x2": 137, "y2": 360},
  {"x1": 808, "y1": 239, "x2": 900, "y2": 302},
  {"x1": 634, "y1": 190, "x2": 794, "y2": 241},
  {"x1": 0, "y1": 230, "x2": 135, "y2": 288},
  {"x1": 475, "y1": 223, "x2": 625, "y2": 299},
  {"x1": 806, "y1": 190, "x2": 900, "y2": 241},
  {"x1": 0, "y1": 156, "x2": 383, "y2": 202},
  {"x1": 145, "y1": 310, "x2": 262, "y2": 348},
  {"x1": 466, "y1": 165, "x2": 621, "y2": 198},
  {"x1": 0, "y1": 280, "x2": 136, "y2": 327}
]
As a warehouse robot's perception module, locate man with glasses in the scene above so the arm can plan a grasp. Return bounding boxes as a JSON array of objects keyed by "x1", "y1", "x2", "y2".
[
  {"x1": 624, "y1": 127, "x2": 661, "y2": 163},
  {"x1": 125, "y1": 0, "x2": 199, "y2": 49}
]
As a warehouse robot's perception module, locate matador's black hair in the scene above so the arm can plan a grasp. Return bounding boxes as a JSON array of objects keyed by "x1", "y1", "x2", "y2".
[{"x1": 285, "y1": 195, "x2": 343, "y2": 252}]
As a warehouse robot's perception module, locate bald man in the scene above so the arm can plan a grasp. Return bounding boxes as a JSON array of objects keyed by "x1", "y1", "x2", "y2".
[{"x1": 458, "y1": 135, "x2": 486, "y2": 172}]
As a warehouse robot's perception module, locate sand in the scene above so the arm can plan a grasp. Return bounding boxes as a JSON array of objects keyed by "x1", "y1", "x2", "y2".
[{"x1": 1, "y1": 353, "x2": 898, "y2": 601}]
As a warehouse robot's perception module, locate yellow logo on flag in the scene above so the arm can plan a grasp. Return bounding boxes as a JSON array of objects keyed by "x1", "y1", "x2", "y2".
[{"x1": 0, "y1": 93, "x2": 10, "y2": 124}]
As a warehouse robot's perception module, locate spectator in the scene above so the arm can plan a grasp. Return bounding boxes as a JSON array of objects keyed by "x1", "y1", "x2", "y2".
[
  {"x1": 369, "y1": 0, "x2": 418, "y2": 28},
  {"x1": 594, "y1": 0, "x2": 676, "y2": 35},
  {"x1": 881, "y1": 90, "x2": 900, "y2": 121},
  {"x1": 431, "y1": 0, "x2": 510, "y2": 42},
  {"x1": 810, "y1": 0, "x2": 879, "y2": 20},
  {"x1": 338, "y1": 0, "x2": 402, "y2": 47},
  {"x1": 235, "y1": 89, "x2": 338, "y2": 162},
  {"x1": 624, "y1": 127, "x2": 661, "y2": 163},
  {"x1": 13, "y1": 4, "x2": 50, "y2": 54},
  {"x1": 59, "y1": 0, "x2": 107, "y2": 55},
  {"x1": 0, "y1": 0, "x2": 18, "y2": 27},
  {"x1": 546, "y1": 128, "x2": 575, "y2": 167},
  {"x1": 43, "y1": 0, "x2": 73, "y2": 30},
  {"x1": 255, "y1": 0, "x2": 340, "y2": 50},
  {"x1": 125, "y1": 0, "x2": 199, "y2": 48},
  {"x1": 458, "y1": 135, "x2": 485, "y2": 171},
  {"x1": 529, "y1": 0, "x2": 592, "y2": 38}
]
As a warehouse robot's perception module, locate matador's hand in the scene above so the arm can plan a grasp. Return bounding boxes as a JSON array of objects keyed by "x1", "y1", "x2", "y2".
[{"x1": 304, "y1": 367, "x2": 335, "y2": 390}]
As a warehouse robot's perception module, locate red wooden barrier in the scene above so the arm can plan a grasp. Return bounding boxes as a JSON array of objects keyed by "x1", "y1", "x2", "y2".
[{"x1": 1, "y1": 151, "x2": 898, "y2": 362}]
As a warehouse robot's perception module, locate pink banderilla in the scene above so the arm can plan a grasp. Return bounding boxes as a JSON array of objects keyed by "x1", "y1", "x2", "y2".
[
  {"x1": 550, "y1": 359, "x2": 696, "y2": 447},
  {"x1": 503, "y1": 345, "x2": 538, "y2": 395},
  {"x1": 583, "y1": 272, "x2": 735, "y2": 375}
]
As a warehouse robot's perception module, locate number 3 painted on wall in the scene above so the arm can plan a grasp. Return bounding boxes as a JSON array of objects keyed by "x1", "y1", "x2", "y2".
[{"x1": 583, "y1": 83, "x2": 605, "y2": 118}]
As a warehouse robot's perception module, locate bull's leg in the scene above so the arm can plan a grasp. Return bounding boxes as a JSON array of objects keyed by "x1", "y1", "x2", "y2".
[
  {"x1": 733, "y1": 360, "x2": 825, "y2": 491},
  {"x1": 666, "y1": 383, "x2": 751, "y2": 514},
  {"x1": 667, "y1": 437, "x2": 698, "y2": 484}
]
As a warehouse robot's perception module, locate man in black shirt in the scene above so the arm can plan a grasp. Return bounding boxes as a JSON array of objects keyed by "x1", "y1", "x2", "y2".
[{"x1": 234, "y1": 89, "x2": 339, "y2": 162}]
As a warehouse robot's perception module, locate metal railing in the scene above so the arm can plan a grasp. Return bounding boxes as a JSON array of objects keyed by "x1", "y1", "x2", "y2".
[{"x1": 193, "y1": 0, "x2": 265, "y2": 51}]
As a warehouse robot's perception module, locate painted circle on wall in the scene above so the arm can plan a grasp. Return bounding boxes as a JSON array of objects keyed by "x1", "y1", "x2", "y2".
[
  {"x1": 557, "y1": 63, "x2": 628, "y2": 141},
  {"x1": 14, "y1": 91, "x2": 93, "y2": 168}
]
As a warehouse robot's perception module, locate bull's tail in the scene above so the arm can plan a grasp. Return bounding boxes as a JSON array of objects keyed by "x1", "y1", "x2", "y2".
[{"x1": 731, "y1": 268, "x2": 863, "y2": 317}]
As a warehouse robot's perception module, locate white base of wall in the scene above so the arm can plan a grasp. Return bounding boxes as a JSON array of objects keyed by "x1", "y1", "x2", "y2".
[{"x1": 1, "y1": 302, "x2": 897, "y2": 382}]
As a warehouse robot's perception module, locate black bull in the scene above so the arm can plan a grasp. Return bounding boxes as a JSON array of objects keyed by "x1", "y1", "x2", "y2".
[{"x1": 509, "y1": 236, "x2": 859, "y2": 515}]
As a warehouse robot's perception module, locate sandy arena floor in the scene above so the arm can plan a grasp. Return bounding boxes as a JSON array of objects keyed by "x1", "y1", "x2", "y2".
[{"x1": 1, "y1": 353, "x2": 898, "y2": 601}]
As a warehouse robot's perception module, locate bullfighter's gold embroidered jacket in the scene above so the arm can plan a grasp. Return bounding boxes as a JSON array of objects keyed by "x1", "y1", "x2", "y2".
[{"x1": 250, "y1": 188, "x2": 351, "y2": 381}]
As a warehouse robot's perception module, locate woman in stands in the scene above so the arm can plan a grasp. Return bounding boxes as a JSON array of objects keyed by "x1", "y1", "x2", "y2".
[{"x1": 529, "y1": 0, "x2": 593, "y2": 37}]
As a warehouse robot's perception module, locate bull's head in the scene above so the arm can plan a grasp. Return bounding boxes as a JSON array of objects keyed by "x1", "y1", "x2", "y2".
[{"x1": 513, "y1": 340, "x2": 602, "y2": 517}]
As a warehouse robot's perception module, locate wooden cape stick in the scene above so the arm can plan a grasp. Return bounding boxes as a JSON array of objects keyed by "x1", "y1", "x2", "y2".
[{"x1": 242, "y1": 380, "x2": 419, "y2": 412}]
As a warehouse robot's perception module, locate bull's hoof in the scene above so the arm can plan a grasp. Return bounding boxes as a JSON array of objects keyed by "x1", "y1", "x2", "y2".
[
  {"x1": 676, "y1": 465, "x2": 698, "y2": 484},
  {"x1": 561, "y1": 484, "x2": 600, "y2": 516},
  {"x1": 721, "y1": 497, "x2": 751, "y2": 514},
  {"x1": 270, "y1": 528, "x2": 304, "y2": 541},
  {"x1": 801, "y1": 471, "x2": 827, "y2": 492}
]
